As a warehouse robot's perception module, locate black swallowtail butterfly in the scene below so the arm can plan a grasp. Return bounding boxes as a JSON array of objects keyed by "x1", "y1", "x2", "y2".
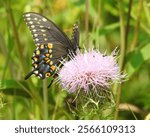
[{"x1": 23, "y1": 12, "x2": 79, "y2": 80}]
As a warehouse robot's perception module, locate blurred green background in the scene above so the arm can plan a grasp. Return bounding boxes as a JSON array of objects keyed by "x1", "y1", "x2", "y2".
[{"x1": 0, "y1": 0, "x2": 150, "y2": 120}]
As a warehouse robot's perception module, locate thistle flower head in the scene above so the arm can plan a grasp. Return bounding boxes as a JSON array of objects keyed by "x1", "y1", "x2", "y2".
[{"x1": 58, "y1": 49, "x2": 125, "y2": 93}]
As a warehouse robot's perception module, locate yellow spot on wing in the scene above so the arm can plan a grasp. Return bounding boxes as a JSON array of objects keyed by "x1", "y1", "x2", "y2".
[
  {"x1": 41, "y1": 29, "x2": 46, "y2": 32},
  {"x1": 46, "y1": 60, "x2": 50, "y2": 64},
  {"x1": 33, "y1": 63, "x2": 37, "y2": 68},
  {"x1": 33, "y1": 57, "x2": 38, "y2": 61},
  {"x1": 34, "y1": 70, "x2": 38, "y2": 74},
  {"x1": 44, "y1": 57, "x2": 49, "y2": 61},
  {"x1": 45, "y1": 53, "x2": 49, "y2": 57},
  {"x1": 49, "y1": 49, "x2": 52, "y2": 53},
  {"x1": 26, "y1": 18, "x2": 31, "y2": 20},
  {"x1": 31, "y1": 25, "x2": 35, "y2": 28},
  {"x1": 34, "y1": 17, "x2": 37, "y2": 20},
  {"x1": 43, "y1": 34, "x2": 46, "y2": 36},
  {"x1": 40, "y1": 44, "x2": 44, "y2": 49},
  {"x1": 32, "y1": 29, "x2": 37, "y2": 32},
  {"x1": 44, "y1": 38, "x2": 48, "y2": 41},
  {"x1": 34, "y1": 34, "x2": 38, "y2": 37},
  {"x1": 25, "y1": 14, "x2": 30, "y2": 17},
  {"x1": 50, "y1": 54, "x2": 52, "y2": 58},
  {"x1": 36, "y1": 50, "x2": 40, "y2": 55},
  {"x1": 51, "y1": 65, "x2": 55, "y2": 71},
  {"x1": 50, "y1": 61, "x2": 53, "y2": 65},
  {"x1": 48, "y1": 43, "x2": 53, "y2": 49},
  {"x1": 42, "y1": 18, "x2": 47, "y2": 22},
  {"x1": 29, "y1": 21, "x2": 33, "y2": 24}
]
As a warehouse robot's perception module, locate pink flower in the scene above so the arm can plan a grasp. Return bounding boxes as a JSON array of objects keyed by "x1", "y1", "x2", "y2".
[{"x1": 58, "y1": 49, "x2": 125, "y2": 93}]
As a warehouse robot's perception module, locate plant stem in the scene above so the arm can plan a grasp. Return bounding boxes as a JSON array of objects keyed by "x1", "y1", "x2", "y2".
[
  {"x1": 43, "y1": 79, "x2": 48, "y2": 119},
  {"x1": 130, "y1": 0, "x2": 144, "y2": 51},
  {"x1": 114, "y1": 1, "x2": 126, "y2": 120},
  {"x1": 4, "y1": 0, "x2": 27, "y2": 73},
  {"x1": 115, "y1": 0, "x2": 143, "y2": 119},
  {"x1": 143, "y1": 1, "x2": 150, "y2": 26},
  {"x1": 119, "y1": 4, "x2": 126, "y2": 71},
  {"x1": 85, "y1": 0, "x2": 89, "y2": 48},
  {"x1": 4, "y1": 1, "x2": 44, "y2": 118},
  {"x1": 125, "y1": 0, "x2": 133, "y2": 51}
]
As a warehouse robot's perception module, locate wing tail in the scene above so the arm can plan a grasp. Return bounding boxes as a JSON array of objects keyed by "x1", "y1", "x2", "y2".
[{"x1": 24, "y1": 70, "x2": 35, "y2": 80}]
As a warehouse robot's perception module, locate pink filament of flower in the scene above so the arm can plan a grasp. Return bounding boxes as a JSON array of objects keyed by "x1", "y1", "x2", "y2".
[{"x1": 59, "y1": 50, "x2": 124, "y2": 93}]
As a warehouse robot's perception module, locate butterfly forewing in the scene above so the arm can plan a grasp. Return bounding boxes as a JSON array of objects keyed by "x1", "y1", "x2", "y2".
[{"x1": 24, "y1": 12, "x2": 73, "y2": 47}]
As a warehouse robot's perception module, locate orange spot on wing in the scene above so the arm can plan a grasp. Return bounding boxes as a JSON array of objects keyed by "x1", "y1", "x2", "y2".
[
  {"x1": 50, "y1": 65, "x2": 55, "y2": 71},
  {"x1": 44, "y1": 57, "x2": 49, "y2": 61},
  {"x1": 45, "y1": 72, "x2": 51, "y2": 77},
  {"x1": 45, "y1": 53, "x2": 49, "y2": 57},
  {"x1": 48, "y1": 43, "x2": 53, "y2": 49}
]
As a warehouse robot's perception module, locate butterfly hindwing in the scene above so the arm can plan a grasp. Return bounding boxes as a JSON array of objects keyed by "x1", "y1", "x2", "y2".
[{"x1": 71, "y1": 22, "x2": 79, "y2": 51}]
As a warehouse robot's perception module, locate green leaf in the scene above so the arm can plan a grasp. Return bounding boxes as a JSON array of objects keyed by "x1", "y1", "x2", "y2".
[
  {"x1": 126, "y1": 43, "x2": 150, "y2": 77},
  {"x1": 99, "y1": 23, "x2": 119, "y2": 35},
  {"x1": 0, "y1": 80, "x2": 30, "y2": 97}
]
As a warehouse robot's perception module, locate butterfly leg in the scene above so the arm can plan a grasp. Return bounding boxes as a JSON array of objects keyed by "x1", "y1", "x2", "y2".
[
  {"x1": 47, "y1": 79, "x2": 54, "y2": 88},
  {"x1": 47, "y1": 73, "x2": 58, "y2": 88}
]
